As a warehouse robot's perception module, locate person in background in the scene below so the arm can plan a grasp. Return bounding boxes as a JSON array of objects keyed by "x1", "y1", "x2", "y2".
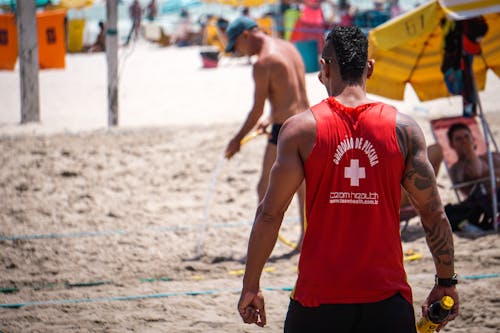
[
  {"x1": 146, "y1": 0, "x2": 158, "y2": 22},
  {"x1": 242, "y1": 6, "x2": 250, "y2": 18},
  {"x1": 447, "y1": 122, "x2": 500, "y2": 197},
  {"x1": 367, "y1": 0, "x2": 390, "y2": 28},
  {"x1": 276, "y1": 0, "x2": 294, "y2": 39},
  {"x1": 237, "y1": 25, "x2": 459, "y2": 332},
  {"x1": 224, "y1": 17, "x2": 309, "y2": 253},
  {"x1": 89, "y1": 21, "x2": 106, "y2": 52},
  {"x1": 173, "y1": 9, "x2": 192, "y2": 47},
  {"x1": 442, "y1": 122, "x2": 500, "y2": 233},
  {"x1": 389, "y1": 0, "x2": 403, "y2": 18},
  {"x1": 339, "y1": 1, "x2": 354, "y2": 26},
  {"x1": 125, "y1": 0, "x2": 142, "y2": 46}
]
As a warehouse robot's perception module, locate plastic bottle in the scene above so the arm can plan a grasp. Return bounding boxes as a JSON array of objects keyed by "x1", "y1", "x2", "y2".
[{"x1": 416, "y1": 296, "x2": 454, "y2": 333}]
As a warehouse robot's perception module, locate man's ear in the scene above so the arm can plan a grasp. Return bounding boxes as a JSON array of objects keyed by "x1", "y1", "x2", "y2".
[
  {"x1": 366, "y1": 59, "x2": 375, "y2": 79},
  {"x1": 319, "y1": 58, "x2": 330, "y2": 80},
  {"x1": 317, "y1": 71, "x2": 323, "y2": 84}
]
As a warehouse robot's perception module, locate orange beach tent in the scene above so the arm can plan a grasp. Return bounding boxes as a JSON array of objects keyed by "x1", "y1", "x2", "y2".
[
  {"x1": 37, "y1": 9, "x2": 66, "y2": 69},
  {"x1": 0, "y1": 13, "x2": 18, "y2": 70},
  {"x1": 0, "y1": 9, "x2": 66, "y2": 70}
]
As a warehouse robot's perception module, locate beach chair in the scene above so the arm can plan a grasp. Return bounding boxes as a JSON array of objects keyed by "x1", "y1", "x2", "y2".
[
  {"x1": 430, "y1": 115, "x2": 496, "y2": 202},
  {"x1": 431, "y1": 116, "x2": 500, "y2": 233}
]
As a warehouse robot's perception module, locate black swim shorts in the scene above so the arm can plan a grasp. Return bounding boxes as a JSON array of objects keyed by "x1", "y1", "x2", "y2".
[
  {"x1": 284, "y1": 293, "x2": 416, "y2": 333},
  {"x1": 268, "y1": 123, "x2": 283, "y2": 145}
]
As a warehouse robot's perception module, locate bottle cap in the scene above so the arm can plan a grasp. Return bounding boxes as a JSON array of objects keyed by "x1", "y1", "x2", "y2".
[{"x1": 440, "y1": 296, "x2": 454, "y2": 310}]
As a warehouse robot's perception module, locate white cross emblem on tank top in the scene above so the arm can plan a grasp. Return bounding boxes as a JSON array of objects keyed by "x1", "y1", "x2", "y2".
[{"x1": 344, "y1": 159, "x2": 365, "y2": 186}]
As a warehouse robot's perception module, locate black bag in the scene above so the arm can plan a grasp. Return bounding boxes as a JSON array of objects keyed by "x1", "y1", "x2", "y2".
[
  {"x1": 441, "y1": 19, "x2": 462, "y2": 79},
  {"x1": 444, "y1": 185, "x2": 495, "y2": 231}
]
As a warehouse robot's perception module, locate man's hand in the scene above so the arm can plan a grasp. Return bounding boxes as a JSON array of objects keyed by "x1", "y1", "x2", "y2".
[
  {"x1": 256, "y1": 117, "x2": 271, "y2": 134},
  {"x1": 225, "y1": 138, "x2": 241, "y2": 159},
  {"x1": 422, "y1": 285, "x2": 459, "y2": 332},
  {"x1": 237, "y1": 290, "x2": 266, "y2": 327}
]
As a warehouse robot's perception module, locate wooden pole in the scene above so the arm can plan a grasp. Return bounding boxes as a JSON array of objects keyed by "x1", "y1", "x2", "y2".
[
  {"x1": 17, "y1": 0, "x2": 40, "y2": 123},
  {"x1": 472, "y1": 69, "x2": 498, "y2": 232},
  {"x1": 106, "y1": 0, "x2": 119, "y2": 126}
]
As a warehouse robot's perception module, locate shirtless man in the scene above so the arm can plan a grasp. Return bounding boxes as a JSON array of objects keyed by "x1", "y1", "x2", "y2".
[
  {"x1": 224, "y1": 17, "x2": 309, "y2": 251},
  {"x1": 448, "y1": 122, "x2": 500, "y2": 197}
]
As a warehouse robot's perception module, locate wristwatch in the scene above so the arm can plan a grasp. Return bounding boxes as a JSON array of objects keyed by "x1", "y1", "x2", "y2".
[{"x1": 435, "y1": 273, "x2": 458, "y2": 287}]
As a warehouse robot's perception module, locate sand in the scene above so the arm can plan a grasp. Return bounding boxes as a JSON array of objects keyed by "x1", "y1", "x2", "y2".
[{"x1": 1, "y1": 42, "x2": 500, "y2": 332}]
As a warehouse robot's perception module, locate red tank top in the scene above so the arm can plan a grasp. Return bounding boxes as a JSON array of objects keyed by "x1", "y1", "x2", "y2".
[{"x1": 292, "y1": 97, "x2": 412, "y2": 306}]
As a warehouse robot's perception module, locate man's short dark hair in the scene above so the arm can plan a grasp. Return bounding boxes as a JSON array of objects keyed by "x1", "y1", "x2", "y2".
[
  {"x1": 447, "y1": 122, "x2": 471, "y2": 143},
  {"x1": 322, "y1": 26, "x2": 368, "y2": 84}
]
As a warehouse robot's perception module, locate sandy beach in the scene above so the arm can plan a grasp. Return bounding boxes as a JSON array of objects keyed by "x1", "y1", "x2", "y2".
[{"x1": 1, "y1": 42, "x2": 500, "y2": 332}]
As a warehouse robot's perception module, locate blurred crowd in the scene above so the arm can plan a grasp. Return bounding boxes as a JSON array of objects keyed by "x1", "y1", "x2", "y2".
[
  {"x1": 0, "y1": 0, "x2": 417, "y2": 54},
  {"x1": 124, "y1": 0, "x2": 415, "y2": 53}
]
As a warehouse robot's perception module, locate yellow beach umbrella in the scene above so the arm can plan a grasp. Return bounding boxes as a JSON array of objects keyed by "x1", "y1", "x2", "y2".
[
  {"x1": 366, "y1": 0, "x2": 500, "y2": 101},
  {"x1": 439, "y1": 0, "x2": 500, "y2": 20},
  {"x1": 368, "y1": 0, "x2": 500, "y2": 232}
]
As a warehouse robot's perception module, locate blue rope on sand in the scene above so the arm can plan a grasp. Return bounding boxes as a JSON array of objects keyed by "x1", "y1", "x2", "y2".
[
  {"x1": 2, "y1": 274, "x2": 498, "y2": 308},
  {"x1": 462, "y1": 273, "x2": 499, "y2": 280},
  {"x1": 0, "y1": 217, "x2": 299, "y2": 242},
  {"x1": 0, "y1": 222, "x2": 246, "y2": 241},
  {"x1": 0, "y1": 286, "x2": 293, "y2": 309},
  {"x1": 0, "y1": 229, "x2": 128, "y2": 241}
]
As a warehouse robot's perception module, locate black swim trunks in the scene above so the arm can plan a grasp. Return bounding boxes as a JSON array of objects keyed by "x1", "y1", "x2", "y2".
[
  {"x1": 284, "y1": 293, "x2": 416, "y2": 333},
  {"x1": 268, "y1": 123, "x2": 283, "y2": 145}
]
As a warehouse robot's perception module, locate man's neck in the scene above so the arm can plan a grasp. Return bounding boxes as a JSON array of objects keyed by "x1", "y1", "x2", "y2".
[
  {"x1": 254, "y1": 34, "x2": 268, "y2": 57},
  {"x1": 331, "y1": 84, "x2": 372, "y2": 107},
  {"x1": 455, "y1": 145, "x2": 477, "y2": 162},
  {"x1": 459, "y1": 152, "x2": 479, "y2": 161}
]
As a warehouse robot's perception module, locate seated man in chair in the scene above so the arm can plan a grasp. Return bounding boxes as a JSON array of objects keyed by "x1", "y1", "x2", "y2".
[
  {"x1": 444, "y1": 122, "x2": 499, "y2": 232},
  {"x1": 447, "y1": 122, "x2": 500, "y2": 196}
]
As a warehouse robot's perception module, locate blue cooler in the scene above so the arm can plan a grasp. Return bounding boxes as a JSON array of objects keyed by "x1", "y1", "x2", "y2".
[{"x1": 294, "y1": 40, "x2": 320, "y2": 73}]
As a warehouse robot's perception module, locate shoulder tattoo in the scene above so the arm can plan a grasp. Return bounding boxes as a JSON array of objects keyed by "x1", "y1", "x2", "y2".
[{"x1": 397, "y1": 116, "x2": 434, "y2": 191}]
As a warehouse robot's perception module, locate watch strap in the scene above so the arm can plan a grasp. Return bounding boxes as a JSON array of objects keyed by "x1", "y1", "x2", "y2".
[{"x1": 435, "y1": 273, "x2": 458, "y2": 287}]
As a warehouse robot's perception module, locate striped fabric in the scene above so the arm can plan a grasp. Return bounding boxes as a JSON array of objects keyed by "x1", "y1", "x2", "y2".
[{"x1": 439, "y1": 0, "x2": 500, "y2": 20}]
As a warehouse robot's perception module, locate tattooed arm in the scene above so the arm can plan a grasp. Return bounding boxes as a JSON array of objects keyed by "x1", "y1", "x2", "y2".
[
  {"x1": 396, "y1": 112, "x2": 459, "y2": 327},
  {"x1": 396, "y1": 113, "x2": 453, "y2": 274}
]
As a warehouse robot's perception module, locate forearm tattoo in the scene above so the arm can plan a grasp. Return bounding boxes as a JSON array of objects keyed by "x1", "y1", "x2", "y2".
[
  {"x1": 397, "y1": 115, "x2": 454, "y2": 268},
  {"x1": 423, "y1": 219, "x2": 454, "y2": 266}
]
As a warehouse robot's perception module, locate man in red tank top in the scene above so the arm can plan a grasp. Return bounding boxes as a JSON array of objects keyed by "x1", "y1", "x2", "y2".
[{"x1": 237, "y1": 26, "x2": 459, "y2": 332}]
